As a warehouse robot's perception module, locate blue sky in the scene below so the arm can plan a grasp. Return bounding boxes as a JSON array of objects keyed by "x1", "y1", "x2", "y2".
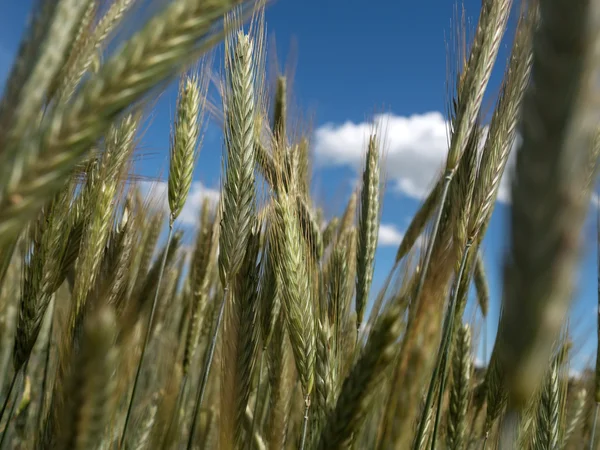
[{"x1": 1, "y1": 0, "x2": 598, "y2": 370}]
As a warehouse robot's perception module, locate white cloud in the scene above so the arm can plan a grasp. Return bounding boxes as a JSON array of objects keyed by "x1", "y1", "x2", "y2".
[
  {"x1": 314, "y1": 112, "x2": 517, "y2": 203},
  {"x1": 378, "y1": 224, "x2": 404, "y2": 247},
  {"x1": 137, "y1": 180, "x2": 219, "y2": 226}
]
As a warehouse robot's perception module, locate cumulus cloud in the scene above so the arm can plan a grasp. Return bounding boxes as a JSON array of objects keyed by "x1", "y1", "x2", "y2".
[
  {"x1": 314, "y1": 112, "x2": 517, "y2": 203},
  {"x1": 138, "y1": 180, "x2": 219, "y2": 226},
  {"x1": 378, "y1": 223, "x2": 404, "y2": 247}
]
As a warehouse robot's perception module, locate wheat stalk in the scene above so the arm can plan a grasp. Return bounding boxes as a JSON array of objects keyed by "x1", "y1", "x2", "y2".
[{"x1": 497, "y1": 0, "x2": 600, "y2": 410}]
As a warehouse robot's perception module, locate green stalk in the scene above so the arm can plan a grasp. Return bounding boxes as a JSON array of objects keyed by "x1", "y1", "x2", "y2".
[
  {"x1": 414, "y1": 239, "x2": 472, "y2": 449},
  {"x1": 187, "y1": 286, "x2": 228, "y2": 450},
  {"x1": 163, "y1": 374, "x2": 188, "y2": 448},
  {"x1": 300, "y1": 395, "x2": 311, "y2": 450},
  {"x1": 35, "y1": 301, "x2": 55, "y2": 435},
  {"x1": 591, "y1": 403, "x2": 599, "y2": 450},
  {"x1": 0, "y1": 366, "x2": 23, "y2": 450},
  {"x1": 120, "y1": 222, "x2": 174, "y2": 448}
]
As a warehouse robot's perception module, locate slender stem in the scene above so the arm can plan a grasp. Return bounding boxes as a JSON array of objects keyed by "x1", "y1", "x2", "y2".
[
  {"x1": 250, "y1": 347, "x2": 266, "y2": 444},
  {"x1": 430, "y1": 246, "x2": 471, "y2": 448},
  {"x1": 35, "y1": 302, "x2": 55, "y2": 435},
  {"x1": 163, "y1": 374, "x2": 188, "y2": 448},
  {"x1": 482, "y1": 432, "x2": 489, "y2": 450},
  {"x1": 590, "y1": 403, "x2": 599, "y2": 450},
  {"x1": 414, "y1": 240, "x2": 471, "y2": 449},
  {"x1": 0, "y1": 367, "x2": 21, "y2": 450},
  {"x1": 299, "y1": 394, "x2": 311, "y2": 450},
  {"x1": 0, "y1": 368, "x2": 19, "y2": 446},
  {"x1": 429, "y1": 353, "x2": 448, "y2": 450},
  {"x1": 187, "y1": 286, "x2": 228, "y2": 450},
  {"x1": 120, "y1": 222, "x2": 174, "y2": 448},
  {"x1": 483, "y1": 317, "x2": 488, "y2": 367}
]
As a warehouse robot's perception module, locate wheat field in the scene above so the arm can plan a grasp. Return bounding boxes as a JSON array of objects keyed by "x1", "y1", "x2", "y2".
[{"x1": 0, "y1": 0, "x2": 599, "y2": 449}]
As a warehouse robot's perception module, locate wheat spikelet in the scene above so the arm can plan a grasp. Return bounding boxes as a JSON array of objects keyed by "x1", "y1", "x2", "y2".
[
  {"x1": 356, "y1": 134, "x2": 381, "y2": 334},
  {"x1": 447, "y1": 324, "x2": 472, "y2": 450},
  {"x1": 329, "y1": 232, "x2": 353, "y2": 361},
  {"x1": 53, "y1": 306, "x2": 119, "y2": 450},
  {"x1": 272, "y1": 75, "x2": 287, "y2": 147},
  {"x1": 0, "y1": 0, "x2": 88, "y2": 168},
  {"x1": 267, "y1": 320, "x2": 295, "y2": 450},
  {"x1": 467, "y1": 2, "x2": 535, "y2": 243},
  {"x1": 317, "y1": 296, "x2": 405, "y2": 450},
  {"x1": 338, "y1": 191, "x2": 357, "y2": 238},
  {"x1": 297, "y1": 195, "x2": 324, "y2": 261},
  {"x1": 564, "y1": 387, "x2": 586, "y2": 445},
  {"x1": 220, "y1": 229, "x2": 260, "y2": 449},
  {"x1": 56, "y1": 0, "x2": 139, "y2": 102},
  {"x1": 219, "y1": 29, "x2": 258, "y2": 285},
  {"x1": 322, "y1": 217, "x2": 340, "y2": 250},
  {"x1": 106, "y1": 195, "x2": 136, "y2": 307},
  {"x1": 168, "y1": 74, "x2": 205, "y2": 222},
  {"x1": 183, "y1": 198, "x2": 217, "y2": 375},
  {"x1": 313, "y1": 317, "x2": 334, "y2": 438},
  {"x1": 129, "y1": 210, "x2": 164, "y2": 301},
  {"x1": 258, "y1": 212, "x2": 280, "y2": 349},
  {"x1": 271, "y1": 192, "x2": 315, "y2": 398},
  {"x1": 533, "y1": 361, "x2": 560, "y2": 450},
  {"x1": 55, "y1": 0, "x2": 97, "y2": 90},
  {"x1": 0, "y1": 0, "x2": 245, "y2": 245},
  {"x1": 71, "y1": 113, "x2": 138, "y2": 319}
]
